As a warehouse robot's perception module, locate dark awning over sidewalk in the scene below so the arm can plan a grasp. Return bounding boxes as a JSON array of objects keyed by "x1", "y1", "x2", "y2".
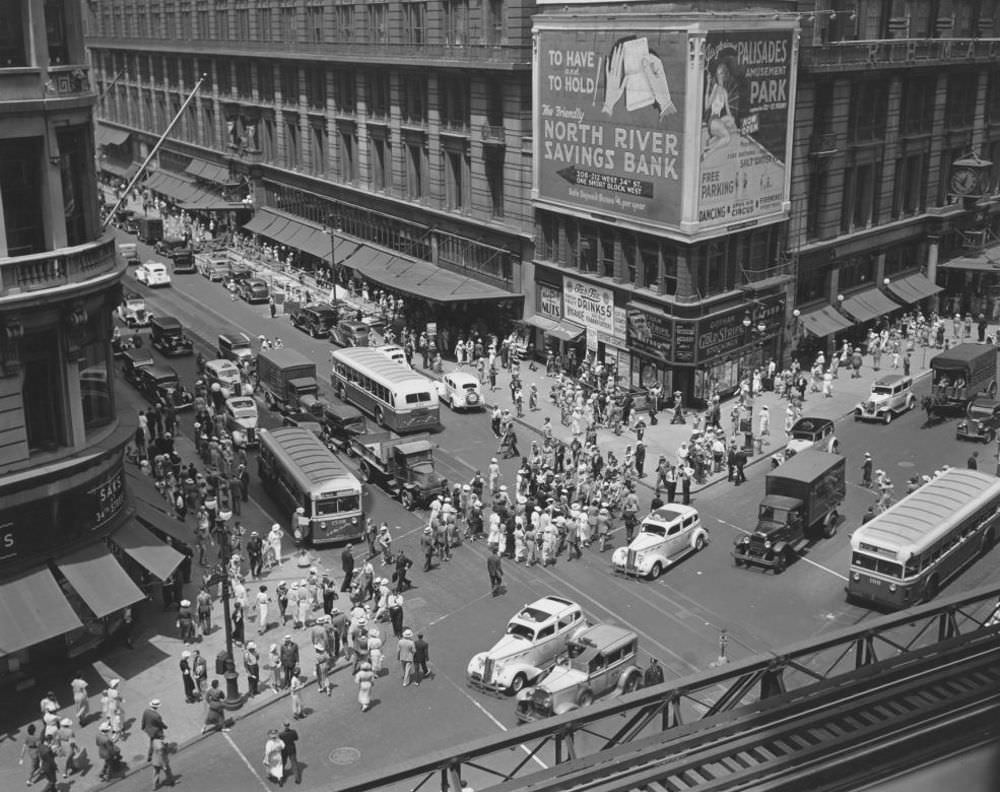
[
  {"x1": 111, "y1": 520, "x2": 184, "y2": 582},
  {"x1": 840, "y1": 288, "x2": 901, "y2": 323},
  {"x1": 886, "y1": 272, "x2": 942, "y2": 304},
  {"x1": 0, "y1": 568, "x2": 83, "y2": 656},
  {"x1": 798, "y1": 304, "x2": 853, "y2": 337},
  {"x1": 520, "y1": 314, "x2": 585, "y2": 342}
]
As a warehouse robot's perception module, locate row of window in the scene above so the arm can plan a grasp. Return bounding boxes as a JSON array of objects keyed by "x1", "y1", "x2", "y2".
[
  {"x1": 536, "y1": 212, "x2": 781, "y2": 300},
  {"x1": 91, "y1": 0, "x2": 506, "y2": 47},
  {"x1": 336, "y1": 364, "x2": 396, "y2": 406},
  {"x1": 813, "y1": 70, "x2": 1000, "y2": 144},
  {"x1": 0, "y1": 0, "x2": 70, "y2": 67},
  {"x1": 824, "y1": 0, "x2": 1000, "y2": 43}
]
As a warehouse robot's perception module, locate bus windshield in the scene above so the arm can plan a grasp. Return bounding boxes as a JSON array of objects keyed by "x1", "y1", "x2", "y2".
[
  {"x1": 851, "y1": 551, "x2": 903, "y2": 579},
  {"x1": 315, "y1": 493, "x2": 361, "y2": 516}
]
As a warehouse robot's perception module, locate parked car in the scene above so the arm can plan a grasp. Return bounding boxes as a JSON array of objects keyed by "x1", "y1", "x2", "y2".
[
  {"x1": 854, "y1": 374, "x2": 916, "y2": 424},
  {"x1": 224, "y1": 395, "x2": 259, "y2": 447},
  {"x1": 514, "y1": 625, "x2": 642, "y2": 722},
  {"x1": 786, "y1": 416, "x2": 838, "y2": 455},
  {"x1": 329, "y1": 319, "x2": 376, "y2": 347},
  {"x1": 290, "y1": 304, "x2": 340, "y2": 338},
  {"x1": 135, "y1": 260, "x2": 171, "y2": 287},
  {"x1": 611, "y1": 504, "x2": 708, "y2": 579},
  {"x1": 120, "y1": 347, "x2": 155, "y2": 386},
  {"x1": 135, "y1": 364, "x2": 194, "y2": 410},
  {"x1": 227, "y1": 263, "x2": 253, "y2": 287},
  {"x1": 956, "y1": 398, "x2": 1000, "y2": 443},
  {"x1": 437, "y1": 371, "x2": 484, "y2": 411},
  {"x1": 203, "y1": 358, "x2": 242, "y2": 394},
  {"x1": 467, "y1": 596, "x2": 589, "y2": 695},
  {"x1": 238, "y1": 278, "x2": 270, "y2": 304},
  {"x1": 198, "y1": 255, "x2": 230, "y2": 281},
  {"x1": 116, "y1": 290, "x2": 151, "y2": 328}
]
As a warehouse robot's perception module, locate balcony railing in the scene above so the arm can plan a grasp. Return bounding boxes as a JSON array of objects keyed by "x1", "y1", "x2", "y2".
[
  {"x1": 0, "y1": 64, "x2": 90, "y2": 103},
  {"x1": 0, "y1": 237, "x2": 119, "y2": 299},
  {"x1": 801, "y1": 37, "x2": 1000, "y2": 71},
  {"x1": 87, "y1": 36, "x2": 531, "y2": 66}
]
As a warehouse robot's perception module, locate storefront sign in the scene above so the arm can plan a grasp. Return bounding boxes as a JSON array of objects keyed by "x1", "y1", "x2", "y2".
[
  {"x1": 674, "y1": 321, "x2": 696, "y2": 363},
  {"x1": 535, "y1": 26, "x2": 688, "y2": 229},
  {"x1": 696, "y1": 29, "x2": 796, "y2": 231},
  {"x1": 539, "y1": 285, "x2": 563, "y2": 319},
  {"x1": 563, "y1": 276, "x2": 615, "y2": 335},
  {"x1": 0, "y1": 460, "x2": 127, "y2": 566},
  {"x1": 627, "y1": 305, "x2": 673, "y2": 363},
  {"x1": 696, "y1": 294, "x2": 785, "y2": 363},
  {"x1": 613, "y1": 306, "x2": 627, "y2": 341}
]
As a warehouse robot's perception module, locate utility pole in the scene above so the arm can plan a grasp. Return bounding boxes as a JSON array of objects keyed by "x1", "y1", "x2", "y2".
[{"x1": 210, "y1": 507, "x2": 243, "y2": 706}]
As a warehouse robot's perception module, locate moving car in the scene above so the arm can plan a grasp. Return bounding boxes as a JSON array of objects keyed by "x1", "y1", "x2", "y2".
[
  {"x1": 224, "y1": 395, "x2": 259, "y2": 447},
  {"x1": 150, "y1": 315, "x2": 193, "y2": 356},
  {"x1": 198, "y1": 254, "x2": 230, "y2": 281},
  {"x1": 467, "y1": 595, "x2": 588, "y2": 695},
  {"x1": 786, "y1": 416, "x2": 837, "y2": 455},
  {"x1": 437, "y1": 371, "x2": 483, "y2": 411},
  {"x1": 203, "y1": 358, "x2": 242, "y2": 394},
  {"x1": 514, "y1": 625, "x2": 642, "y2": 722},
  {"x1": 956, "y1": 398, "x2": 1000, "y2": 443},
  {"x1": 118, "y1": 242, "x2": 139, "y2": 266},
  {"x1": 116, "y1": 290, "x2": 151, "y2": 327},
  {"x1": 135, "y1": 364, "x2": 194, "y2": 410},
  {"x1": 611, "y1": 504, "x2": 708, "y2": 579},
  {"x1": 155, "y1": 235, "x2": 188, "y2": 256},
  {"x1": 290, "y1": 303, "x2": 340, "y2": 338},
  {"x1": 320, "y1": 402, "x2": 367, "y2": 454},
  {"x1": 135, "y1": 260, "x2": 171, "y2": 287},
  {"x1": 217, "y1": 331, "x2": 255, "y2": 368},
  {"x1": 238, "y1": 278, "x2": 270, "y2": 304},
  {"x1": 854, "y1": 374, "x2": 916, "y2": 424},
  {"x1": 330, "y1": 319, "x2": 375, "y2": 347}
]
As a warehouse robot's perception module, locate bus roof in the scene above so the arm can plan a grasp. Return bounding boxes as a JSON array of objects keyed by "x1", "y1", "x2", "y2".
[
  {"x1": 850, "y1": 467, "x2": 1000, "y2": 559},
  {"x1": 260, "y1": 427, "x2": 357, "y2": 489},
  {"x1": 332, "y1": 346, "x2": 431, "y2": 385}
]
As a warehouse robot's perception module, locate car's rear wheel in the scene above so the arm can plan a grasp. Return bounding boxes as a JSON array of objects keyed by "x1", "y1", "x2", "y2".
[
  {"x1": 360, "y1": 461, "x2": 372, "y2": 483},
  {"x1": 374, "y1": 407, "x2": 385, "y2": 426},
  {"x1": 401, "y1": 490, "x2": 415, "y2": 510},
  {"x1": 622, "y1": 674, "x2": 640, "y2": 694},
  {"x1": 694, "y1": 535, "x2": 706, "y2": 552}
]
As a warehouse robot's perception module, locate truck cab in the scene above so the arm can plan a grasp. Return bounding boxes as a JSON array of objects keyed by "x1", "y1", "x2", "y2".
[
  {"x1": 733, "y1": 450, "x2": 844, "y2": 573},
  {"x1": 353, "y1": 432, "x2": 448, "y2": 510}
]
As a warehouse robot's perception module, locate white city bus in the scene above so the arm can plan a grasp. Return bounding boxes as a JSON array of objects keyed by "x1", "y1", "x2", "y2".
[
  {"x1": 257, "y1": 426, "x2": 364, "y2": 546},
  {"x1": 847, "y1": 467, "x2": 1000, "y2": 610},
  {"x1": 330, "y1": 346, "x2": 440, "y2": 433}
]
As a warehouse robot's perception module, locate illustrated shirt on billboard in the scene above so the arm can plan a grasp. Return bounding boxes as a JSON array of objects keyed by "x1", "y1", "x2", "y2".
[
  {"x1": 536, "y1": 29, "x2": 687, "y2": 227},
  {"x1": 697, "y1": 30, "x2": 794, "y2": 228}
]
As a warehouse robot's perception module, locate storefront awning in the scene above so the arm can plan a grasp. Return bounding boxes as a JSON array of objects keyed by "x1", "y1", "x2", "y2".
[
  {"x1": 939, "y1": 246, "x2": 1000, "y2": 272},
  {"x1": 840, "y1": 288, "x2": 902, "y2": 324},
  {"x1": 147, "y1": 171, "x2": 201, "y2": 204},
  {"x1": 798, "y1": 304, "x2": 853, "y2": 337},
  {"x1": 521, "y1": 314, "x2": 585, "y2": 342},
  {"x1": 348, "y1": 246, "x2": 515, "y2": 303},
  {"x1": 112, "y1": 520, "x2": 184, "y2": 582},
  {"x1": 96, "y1": 125, "x2": 131, "y2": 148},
  {"x1": 134, "y1": 496, "x2": 194, "y2": 548},
  {"x1": 56, "y1": 544, "x2": 145, "y2": 618},
  {"x1": 886, "y1": 272, "x2": 943, "y2": 304},
  {"x1": 242, "y1": 212, "x2": 273, "y2": 236},
  {"x1": 101, "y1": 160, "x2": 139, "y2": 181},
  {"x1": 185, "y1": 158, "x2": 236, "y2": 186},
  {"x1": 0, "y1": 568, "x2": 83, "y2": 656}
]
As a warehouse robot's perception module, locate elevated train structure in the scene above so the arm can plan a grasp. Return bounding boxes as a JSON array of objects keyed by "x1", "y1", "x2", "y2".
[{"x1": 342, "y1": 584, "x2": 1000, "y2": 792}]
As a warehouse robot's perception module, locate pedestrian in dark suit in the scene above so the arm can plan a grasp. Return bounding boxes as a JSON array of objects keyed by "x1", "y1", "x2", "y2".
[
  {"x1": 413, "y1": 634, "x2": 430, "y2": 684},
  {"x1": 727, "y1": 443, "x2": 737, "y2": 482},
  {"x1": 487, "y1": 548, "x2": 504, "y2": 596},
  {"x1": 278, "y1": 721, "x2": 301, "y2": 785},
  {"x1": 734, "y1": 448, "x2": 747, "y2": 484},
  {"x1": 140, "y1": 700, "x2": 166, "y2": 761},
  {"x1": 340, "y1": 544, "x2": 355, "y2": 592},
  {"x1": 680, "y1": 466, "x2": 692, "y2": 505}
]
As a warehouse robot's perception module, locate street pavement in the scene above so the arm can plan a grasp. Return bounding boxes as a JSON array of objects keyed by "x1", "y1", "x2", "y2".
[{"x1": 10, "y1": 215, "x2": 999, "y2": 792}]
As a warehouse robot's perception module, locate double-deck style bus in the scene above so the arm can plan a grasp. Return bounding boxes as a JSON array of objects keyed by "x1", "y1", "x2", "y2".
[
  {"x1": 330, "y1": 346, "x2": 440, "y2": 433},
  {"x1": 257, "y1": 427, "x2": 364, "y2": 546},
  {"x1": 847, "y1": 467, "x2": 1000, "y2": 610}
]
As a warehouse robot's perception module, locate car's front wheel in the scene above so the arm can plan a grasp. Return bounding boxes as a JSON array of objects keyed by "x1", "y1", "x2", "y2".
[
  {"x1": 508, "y1": 673, "x2": 527, "y2": 694},
  {"x1": 648, "y1": 562, "x2": 663, "y2": 580}
]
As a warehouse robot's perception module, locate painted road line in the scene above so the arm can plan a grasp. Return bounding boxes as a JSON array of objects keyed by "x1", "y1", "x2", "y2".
[
  {"x1": 224, "y1": 731, "x2": 273, "y2": 792},
  {"x1": 712, "y1": 516, "x2": 849, "y2": 582}
]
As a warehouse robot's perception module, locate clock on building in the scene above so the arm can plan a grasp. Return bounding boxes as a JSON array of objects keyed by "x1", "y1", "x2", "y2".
[{"x1": 949, "y1": 154, "x2": 993, "y2": 197}]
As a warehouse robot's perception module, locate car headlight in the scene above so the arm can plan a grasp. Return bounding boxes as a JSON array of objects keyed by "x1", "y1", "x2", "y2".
[
  {"x1": 764, "y1": 540, "x2": 773, "y2": 549},
  {"x1": 852, "y1": 571, "x2": 860, "y2": 581}
]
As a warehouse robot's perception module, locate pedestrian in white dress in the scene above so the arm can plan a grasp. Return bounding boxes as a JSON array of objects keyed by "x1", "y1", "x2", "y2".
[{"x1": 256, "y1": 585, "x2": 270, "y2": 634}]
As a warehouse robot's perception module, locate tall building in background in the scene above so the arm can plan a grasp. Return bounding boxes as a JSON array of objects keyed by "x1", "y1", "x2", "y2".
[
  {"x1": 0, "y1": 0, "x2": 178, "y2": 686},
  {"x1": 85, "y1": 0, "x2": 1000, "y2": 404}
]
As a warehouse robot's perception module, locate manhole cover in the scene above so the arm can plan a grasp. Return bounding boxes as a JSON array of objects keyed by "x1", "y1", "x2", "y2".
[
  {"x1": 330, "y1": 747, "x2": 361, "y2": 765},
  {"x1": 897, "y1": 461, "x2": 915, "y2": 468}
]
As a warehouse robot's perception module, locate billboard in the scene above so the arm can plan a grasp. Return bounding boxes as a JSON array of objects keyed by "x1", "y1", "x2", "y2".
[
  {"x1": 535, "y1": 28, "x2": 689, "y2": 228},
  {"x1": 696, "y1": 30, "x2": 796, "y2": 229},
  {"x1": 563, "y1": 275, "x2": 615, "y2": 335}
]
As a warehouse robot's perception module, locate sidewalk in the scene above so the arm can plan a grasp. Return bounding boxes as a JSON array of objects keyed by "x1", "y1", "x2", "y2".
[{"x1": 0, "y1": 430, "x2": 347, "y2": 790}]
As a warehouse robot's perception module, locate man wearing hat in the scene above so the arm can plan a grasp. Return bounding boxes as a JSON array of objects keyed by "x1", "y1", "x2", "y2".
[
  {"x1": 420, "y1": 526, "x2": 436, "y2": 572},
  {"x1": 280, "y1": 635, "x2": 300, "y2": 689},
  {"x1": 95, "y1": 721, "x2": 119, "y2": 781},
  {"x1": 246, "y1": 530, "x2": 263, "y2": 578},
  {"x1": 861, "y1": 452, "x2": 873, "y2": 488},
  {"x1": 140, "y1": 699, "x2": 166, "y2": 762},
  {"x1": 397, "y1": 629, "x2": 416, "y2": 686}
]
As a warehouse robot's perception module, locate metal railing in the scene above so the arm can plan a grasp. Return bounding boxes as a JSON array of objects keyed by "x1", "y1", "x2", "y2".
[
  {"x1": 338, "y1": 582, "x2": 1000, "y2": 792},
  {"x1": 0, "y1": 237, "x2": 118, "y2": 298}
]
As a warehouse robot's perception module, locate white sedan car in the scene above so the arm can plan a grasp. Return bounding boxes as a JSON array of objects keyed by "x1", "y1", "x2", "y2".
[
  {"x1": 437, "y1": 371, "x2": 484, "y2": 411},
  {"x1": 135, "y1": 260, "x2": 171, "y2": 287},
  {"x1": 224, "y1": 396, "x2": 259, "y2": 447},
  {"x1": 611, "y1": 504, "x2": 708, "y2": 579}
]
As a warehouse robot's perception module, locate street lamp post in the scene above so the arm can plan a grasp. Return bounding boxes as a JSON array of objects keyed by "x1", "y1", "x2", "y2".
[
  {"x1": 325, "y1": 220, "x2": 342, "y2": 300},
  {"x1": 211, "y1": 508, "x2": 243, "y2": 706}
]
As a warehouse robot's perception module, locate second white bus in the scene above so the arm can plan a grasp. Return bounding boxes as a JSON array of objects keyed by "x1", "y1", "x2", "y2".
[
  {"x1": 330, "y1": 346, "x2": 440, "y2": 433},
  {"x1": 847, "y1": 467, "x2": 1000, "y2": 610},
  {"x1": 257, "y1": 426, "x2": 364, "y2": 546}
]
